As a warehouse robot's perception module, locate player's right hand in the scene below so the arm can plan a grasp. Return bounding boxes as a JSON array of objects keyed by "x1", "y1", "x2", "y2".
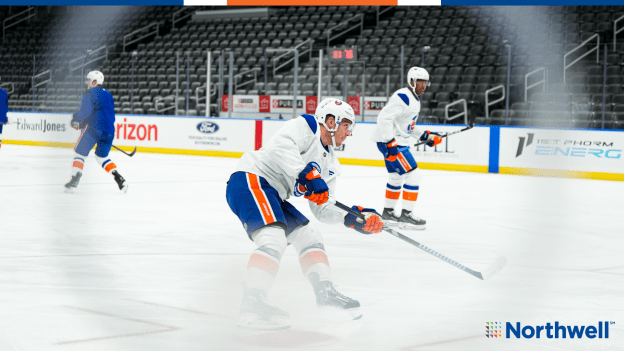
[
  {"x1": 297, "y1": 163, "x2": 329, "y2": 206},
  {"x1": 385, "y1": 138, "x2": 399, "y2": 162},
  {"x1": 344, "y1": 206, "x2": 384, "y2": 234},
  {"x1": 420, "y1": 130, "x2": 442, "y2": 147}
]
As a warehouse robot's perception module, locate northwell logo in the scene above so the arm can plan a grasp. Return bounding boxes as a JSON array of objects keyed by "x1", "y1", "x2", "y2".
[
  {"x1": 486, "y1": 322, "x2": 502, "y2": 338},
  {"x1": 487, "y1": 321, "x2": 613, "y2": 339}
]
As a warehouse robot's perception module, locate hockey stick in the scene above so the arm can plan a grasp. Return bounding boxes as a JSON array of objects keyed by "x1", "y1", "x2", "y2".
[
  {"x1": 414, "y1": 122, "x2": 475, "y2": 147},
  {"x1": 112, "y1": 145, "x2": 137, "y2": 157},
  {"x1": 331, "y1": 200, "x2": 506, "y2": 280}
]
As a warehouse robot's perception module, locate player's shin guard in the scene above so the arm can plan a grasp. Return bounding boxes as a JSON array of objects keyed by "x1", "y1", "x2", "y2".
[
  {"x1": 96, "y1": 155, "x2": 127, "y2": 192},
  {"x1": 299, "y1": 243, "x2": 331, "y2": 283},
  {"x1": 247, "y1": 226, "x2": 287, "y2": 293},
  {"x1": 402, "y1": 184, "x2": 419, "y2": 212},
  {"x1": 288, "y1": 224, "x2": 332, "y2": 283},
  {"x1": 95, "y1": 155, "x2": 117, "y2": 174},
  {"x1": 384, "y1": 172, "x2": 404, "y2": 210},
  {"x1": 402, "y1": 169, "x2": 422, "y2": 213},
  {"x1": 72, "y1": 155, "x2": 85, "y2": 176},
  {"x1": 239, "y1": 226, "x2": 290, "y2": 329}
]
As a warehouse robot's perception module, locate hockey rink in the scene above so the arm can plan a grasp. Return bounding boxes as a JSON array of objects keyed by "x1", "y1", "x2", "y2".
[{"x1": 0, "y1": 144, "x2": 622, "y2": 351}]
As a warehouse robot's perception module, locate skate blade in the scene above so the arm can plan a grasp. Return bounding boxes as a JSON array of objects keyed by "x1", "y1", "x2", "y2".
[
  {"x1": 398, "y1": 223, "x2": 426, "y2": 230},
  {"x1": 382, "y1": 220, "x2": 401, "y2": 228},
  {"x1": 237, "y1": 314, "x2": 291, "y2": 330},
  {"x1": 121, "y1": 184, "x2": 128, "y2": 193},
  {"x1": 64, "y1": 187, "x2": 75, "y2": 194},
  {"x1": 318, "y1": 306, "x2": 362, "y2": 321}
]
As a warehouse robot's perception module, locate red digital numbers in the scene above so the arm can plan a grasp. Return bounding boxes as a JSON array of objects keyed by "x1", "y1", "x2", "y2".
[{"x1": 332, "y1": 49, "x2": 355, "y2": 60}]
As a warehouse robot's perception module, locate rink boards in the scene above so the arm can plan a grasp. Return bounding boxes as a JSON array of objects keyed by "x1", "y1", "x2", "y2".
[{"x1": 3, "y1": 112, "x2": 623, "y2": 181}]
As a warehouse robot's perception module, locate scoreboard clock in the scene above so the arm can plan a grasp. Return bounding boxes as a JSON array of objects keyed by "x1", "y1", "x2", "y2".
[{"x1": 329, "y1": 47, "x2": 357, "y2": 61}]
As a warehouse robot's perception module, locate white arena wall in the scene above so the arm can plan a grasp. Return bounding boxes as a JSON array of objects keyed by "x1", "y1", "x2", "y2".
[{"x1": 3, "y1": 112, "x2": 623, "y2": 181}]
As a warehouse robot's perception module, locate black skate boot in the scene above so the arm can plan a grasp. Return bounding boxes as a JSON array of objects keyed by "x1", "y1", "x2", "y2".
[
  {"x1": 381, "y1": 208, "x2": 401, "y2": 227},
  {"x1": 64, "y1": 172, "x2": 82, "y2": 193},
  {"x1": 237, "y1": 286, "x2": 291, "y2": 330},
  {"x1": 112, "y1": 170, "x2": 128, "y2": 193},
  {"x1": 310, "y1": 272, "x2": 362, "y2": 320},
  {"x1": 398, "y1": 209, "x2": 426, "y2": 230}
]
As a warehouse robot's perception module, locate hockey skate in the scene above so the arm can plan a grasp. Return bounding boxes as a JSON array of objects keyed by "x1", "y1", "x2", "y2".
[
  {"x1": 381, "y1": 208, "x2": 401, "y2": 227},
  {"x1": 237, "y1": 287, "x2": 291, "y2": 330},
  {"x1": 112, "y1": 170, "x2": 128, "y2": 193},
  {"x1": 397, "y1": 209, "x2": 426, "y2": 230},
  {"x1": 310, "y1": 273, "x2": 362, "y2": 321},
  {"x1": 64, "y1": 172, "x2": 82, "y2": 193}
]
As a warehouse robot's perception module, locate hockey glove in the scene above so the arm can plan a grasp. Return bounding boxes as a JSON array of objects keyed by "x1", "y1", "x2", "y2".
[
  {"x1": 344, "y1": 206, "x2": 384, "y2": 234},
  {"x1": 70, "y1": 113, "x2": 84, "y2": 130},
  {"x1": 385, "y1": 138, "x2": 399, "y2": 162},
  {"x1": 420, "y1": 130, "x2": 442, "y2": 147},
  {"x1": 297, "y1": 162, "x2": 329, "y2": 206}
]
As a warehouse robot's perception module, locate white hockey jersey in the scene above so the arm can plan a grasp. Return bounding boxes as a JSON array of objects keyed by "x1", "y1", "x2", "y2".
[
  {"x1": 235, "y1": 114, "x2": 346, "y2": 225},
  {"x1": 371, "y1": 87, "x2": 424, "y2": 146}
]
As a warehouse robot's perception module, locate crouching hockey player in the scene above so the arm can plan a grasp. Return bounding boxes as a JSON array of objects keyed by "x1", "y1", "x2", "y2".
[
  {"x1": 65, "y1": 71, "x2": 128, "y2": 193},
  {"x1": 372, "y1": 67, "x2": 442, "y2": 230},
  {"x1": 226, "y1": 98, "x2": 384, "y2": 329}
]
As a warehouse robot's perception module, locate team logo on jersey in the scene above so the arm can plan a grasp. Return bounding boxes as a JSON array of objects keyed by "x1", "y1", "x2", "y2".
[
  {"x1": 294, "y1": 162, "x2": 321, "y2": 197},
  {"x1": 407, "y1": 115, "x2": 418, "y2": 134},
  {"x1": 335, "y1": 100, "x2": 342, "y2": 105},
  {"x1": 197, "y1": 121, "x2": 219, "y2": 133}
]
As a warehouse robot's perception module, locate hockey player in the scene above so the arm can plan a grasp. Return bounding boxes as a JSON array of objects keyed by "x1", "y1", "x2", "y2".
[
  {"x1": 226, "y1": 98, "x2": 384, "y2": 330},
  {"x1": 372, "y1": 67, "x2": 442, "y2": 230},
  {"x1": 65, "y1": 71, "x2": 128, "y2": 193},
  {"x1": 0, "y1": 76, "x2": 8, "y2": 149}
]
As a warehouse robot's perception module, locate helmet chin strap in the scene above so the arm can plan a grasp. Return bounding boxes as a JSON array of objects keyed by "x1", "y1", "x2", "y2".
[
  {"x1": 320, "y1": 117, "x2": 338, "y2": 148},
  {"x1": 408, "y1": 80, "x2": 418, "y2": 96}
]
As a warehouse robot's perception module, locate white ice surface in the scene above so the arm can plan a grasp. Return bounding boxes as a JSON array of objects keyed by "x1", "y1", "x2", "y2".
[{"x1": 0, "y1": 144, "x2": 623, "y2": 351}]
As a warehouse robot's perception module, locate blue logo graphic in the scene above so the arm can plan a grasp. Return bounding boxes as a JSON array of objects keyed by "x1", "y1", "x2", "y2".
[
  {"x1": 406, "y1": 115, "x2": 418, "y2": 134},
  {"x1": 197, "y1": 121, "x2": 219, "y2": 134},
  {"x1": 487, "y1": 321, "x2": 614, "y2": 339}
]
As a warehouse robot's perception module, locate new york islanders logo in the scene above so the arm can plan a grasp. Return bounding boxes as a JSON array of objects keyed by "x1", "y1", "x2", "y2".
[
  {"x1": 334, "y1": 100, "x2": 342, "y2": 105},
  {"x1": 407, "y1": 115, "x2": 418, "y2": 134},
  {"x1": 294, "y1": 162, "x2": 321, "y2": 197}
]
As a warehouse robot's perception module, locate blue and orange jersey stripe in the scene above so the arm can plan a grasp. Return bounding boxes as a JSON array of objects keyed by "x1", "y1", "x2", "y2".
[
  {"x1": 246, "y1": 173, "x2": 276, "y2": 226},
  {"x1": 397, "y1": 152, "x2": 413, "y2": 172}
]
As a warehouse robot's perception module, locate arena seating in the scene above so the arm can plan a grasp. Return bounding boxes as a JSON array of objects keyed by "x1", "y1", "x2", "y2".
[{"x1": 2, "y1": 5, "x2": 624, "y2": 129}]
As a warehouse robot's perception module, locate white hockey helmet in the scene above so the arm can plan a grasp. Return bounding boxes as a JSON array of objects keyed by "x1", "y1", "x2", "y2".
[
  {"x1": 86, "y1": 70, "x2": 104, "y2": 85},
  {"x1": 407, "y1": 66, "x2": 430, "y2": 95},
  {"x1": 314, "y1": 98, "x2": 355, "y2": 148}
]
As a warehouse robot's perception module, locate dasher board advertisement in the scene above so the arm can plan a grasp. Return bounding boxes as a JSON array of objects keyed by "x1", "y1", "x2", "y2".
[{"x1": 499, "y1": 128, "x2": 624, "y2": 175}]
